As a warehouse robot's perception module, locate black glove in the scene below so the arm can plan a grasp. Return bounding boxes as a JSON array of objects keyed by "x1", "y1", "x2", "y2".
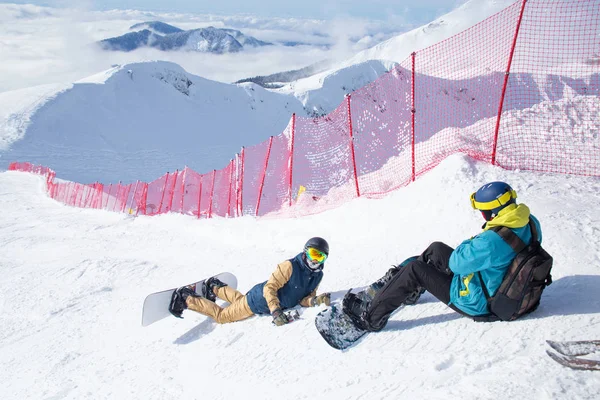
[
  {"x1": 311, "y1": 292, "x2": 331, "y2": 306},
  {"x1": 271, "y1": 309, "x2": 290, "y2": 326}
]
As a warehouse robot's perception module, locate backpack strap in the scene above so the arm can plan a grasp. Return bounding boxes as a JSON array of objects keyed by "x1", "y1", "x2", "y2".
[
  {"x1": 528, "y1": 218, "x2": 540, "y2": 244},
  {"x1": 491, "y1": 225, "x2": 527, "y2": 253},
  {"x1": 478, "y1": 219, "x2": 532, "y2": 309}
]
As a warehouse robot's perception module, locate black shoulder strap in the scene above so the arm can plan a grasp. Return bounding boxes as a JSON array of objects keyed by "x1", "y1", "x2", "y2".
[
  {"x1": 492, "y1": 217, "x2": 538, "y2": 251},
  {"x1": 480, "y1": 218, "x2": 534, "y2": 301},
  {"x1": 528, "y1": 218, "x2": 539, "y2": 243},
  {"x1": 492, "y1": 226, "x2": 526, "y2": 253}
]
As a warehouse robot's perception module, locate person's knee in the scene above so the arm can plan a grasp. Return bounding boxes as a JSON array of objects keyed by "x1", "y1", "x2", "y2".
[
  {"x1": 428, "y1": 241, "x2": 449, "y2": 253},
  {"x1": 214, "y1": 313, "x2": 229, "y2": 324}
]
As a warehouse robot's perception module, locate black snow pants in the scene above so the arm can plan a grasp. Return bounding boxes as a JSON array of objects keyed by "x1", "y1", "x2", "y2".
[{"x1": 363, "y1": 241, "x2": 464, "y2": 331}]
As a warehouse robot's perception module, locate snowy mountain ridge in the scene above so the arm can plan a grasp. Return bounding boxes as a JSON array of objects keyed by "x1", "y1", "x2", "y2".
[{"x1": 99, "y1": 23, "x2": 272, "y2": 53}]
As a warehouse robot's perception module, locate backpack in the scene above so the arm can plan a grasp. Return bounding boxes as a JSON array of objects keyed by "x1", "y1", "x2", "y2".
[{"x1": 475, "y1": 218, "x2": 553, "y2": 322}]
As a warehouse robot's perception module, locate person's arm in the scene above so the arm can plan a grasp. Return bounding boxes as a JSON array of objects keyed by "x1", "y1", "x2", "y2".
[
  {"x1": 300, "y1": 287, "x2": 318, "y2": 307},
  {"x1": 449, "y1": 231, "x2": 508, "y2": 275},
  {"x1": 300, "y1": 285, "x2": 331, "y2": 307},
  {"x1": 263, "y1": 261, "x2": 293, "y2": 314}
]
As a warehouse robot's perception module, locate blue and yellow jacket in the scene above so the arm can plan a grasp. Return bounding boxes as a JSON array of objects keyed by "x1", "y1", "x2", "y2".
[
  {"x1": 246, "y1": 253, "x2": 323, "y2": 315},
  {"x1": 449, "y1": 203, "x2": 542, "y2": 316}
]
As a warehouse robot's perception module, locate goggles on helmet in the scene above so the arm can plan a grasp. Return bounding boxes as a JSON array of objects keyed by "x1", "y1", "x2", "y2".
[
  {"x1": 470, "y1": 189, "x2": 517, "y2": 211},
  {"x1": 306, "y1": 247, "x2": 327, "y2": 263}
]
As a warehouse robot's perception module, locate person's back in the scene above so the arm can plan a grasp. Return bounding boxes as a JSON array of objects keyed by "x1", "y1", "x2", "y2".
[
  {"x1": 449, "y1": 193, "x2": 542, "y2": 316},
  {"x1": 343, "y1": 181, "x2": 547, "y2": 332}
]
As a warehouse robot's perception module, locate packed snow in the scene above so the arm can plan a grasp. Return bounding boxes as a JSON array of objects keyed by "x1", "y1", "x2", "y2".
[
  {"x1": 1, "y1": 1, "x2": 599, "y2": 399},
  {"x1": 1, "y1": 154, "x2": 599, "y2": 399}
]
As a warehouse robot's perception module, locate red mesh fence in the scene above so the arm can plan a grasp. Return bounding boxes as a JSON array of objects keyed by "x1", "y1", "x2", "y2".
[
  {"x1": 8, "y1": 0, "x2": 600, "y2": 219},
  {"x1": 258, "y1": 128, "x2": 292, "y2": 216},
  {"x1": 350, "y1": 65, "x2": 413, "y2": 196},
  {"x1": 494, "y1": 0, "x2": 600, "y2": 175}
]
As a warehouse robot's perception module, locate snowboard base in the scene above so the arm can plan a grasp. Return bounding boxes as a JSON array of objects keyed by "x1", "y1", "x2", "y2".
[
  {"x1": 315, "y1": 304, "x2": 367, "y2": 350},
  {"x1": 142, "y1": 272, "x2": 237, "y2": 327}
]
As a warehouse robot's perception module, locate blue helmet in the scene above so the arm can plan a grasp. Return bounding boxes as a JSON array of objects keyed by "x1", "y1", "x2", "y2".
[{"x1": 470, "y1": 181, "x2": 517, "y2": 221}]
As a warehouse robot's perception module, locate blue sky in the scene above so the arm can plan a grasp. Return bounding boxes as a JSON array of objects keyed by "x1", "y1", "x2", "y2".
[{"x1": 4, "y1": 0, "x2": 466, "y2": 22}]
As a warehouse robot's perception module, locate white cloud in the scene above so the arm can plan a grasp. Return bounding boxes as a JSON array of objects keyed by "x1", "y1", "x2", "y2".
[{"x1": 0, "y1": 4, "x2": 417, "y2": 92}]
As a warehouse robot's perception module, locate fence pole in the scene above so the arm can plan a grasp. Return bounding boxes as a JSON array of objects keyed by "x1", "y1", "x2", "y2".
[
  {"x1": 166, "y1": 170, "x2": 179, "y2": 213},
  {"x1": 116, "y1": 182, "x2": 125, "y2": 211},
  {"x1": 288, "y1": 113, "x2": 296, "y2": 206},
  {"x1": 492, "y1": 0, "x2": 527, "y2": 165},
  {"x1": 196, "y1": 175, "x2": 203, "y2": 219},
  {"x1": 239, "y1": 147, "x2": 245, "y2": 216},
  {"x1": 95, "y1": 183, "x2": 103, "y2": 208},
  {"x1": 83, "y1": 182, "x2": 94, "y2": 208},
  {"x1": 121, "y1": 183, "x2": 133, "y2": 213},
  {"x1": 227, "y1": 160, "x2": 234, "y2": 217},
  {"x1": 68, "y1": 182, "x2": 77, "y2": 207},
  {"x1": 256, "y1": 136, "x2": 274, "y2": 216},
  {"x1": 411, "y1": 52, "x2": 416, "y2": 182},
  {"x1": 128, "y1": 181, "x2": 139, "y2": 214},
  {"x1": 103, "y1": 184, "x2": 111, "y2": 209},
  {"x1": 208, "y1": 170, "x2": 216, "y2": 218},
  {"x1": 136, "y1": 183, "x2": 148, "y2": 216},
  {"x1": 157, "y1": 173, "x2": 170, "y2": 214},
  {"x1": 346, "y1": 95, "x2": 360, "y2": 198},
  {"x1": 179, "y1": 168, "x2": 187, "y2": 213}
]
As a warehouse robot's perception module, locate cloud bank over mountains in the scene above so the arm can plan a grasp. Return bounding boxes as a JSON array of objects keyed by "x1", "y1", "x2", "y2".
[{"x1": 0, "y1": 3, "x2": 409, "y2": 92}]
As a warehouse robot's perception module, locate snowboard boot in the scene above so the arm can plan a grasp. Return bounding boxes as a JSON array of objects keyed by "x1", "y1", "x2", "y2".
[
  {"x1": 169, "y1": 286, "x2": 198, "y2": 318},
  {"x1": 366, "y1": 266, "x2": 400, "y2": 298},
  {"x1": 201, "y1": 277, "x2": 228, "y2": 302},
  {"x1": 366, "y1": 266, "x2": 425, "y2": 306},
  {"x1": 342, "y1": 291, "x2": 370, "y2": 330}
]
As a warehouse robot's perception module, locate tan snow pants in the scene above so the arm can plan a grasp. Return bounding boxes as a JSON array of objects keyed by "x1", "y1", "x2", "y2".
[{"x1": 185, "y1": 285, "x2": 254, "y2": 324}]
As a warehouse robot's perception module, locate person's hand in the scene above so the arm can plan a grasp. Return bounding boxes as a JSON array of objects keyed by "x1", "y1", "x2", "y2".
[
  {"x1": 271, "y1": 309, "x2": 290, "y2": 326},
  {"x1": 311, "y1": 292, "x2": 331, "y2": 306}
]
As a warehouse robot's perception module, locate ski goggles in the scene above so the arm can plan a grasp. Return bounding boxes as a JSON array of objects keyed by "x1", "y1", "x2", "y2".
[
  {"x1": 470, "y1": 189, "x2": 517, "y2": 210},
  {"x1": 306, "y1": 247, "x2": 328, "y2": 263}
]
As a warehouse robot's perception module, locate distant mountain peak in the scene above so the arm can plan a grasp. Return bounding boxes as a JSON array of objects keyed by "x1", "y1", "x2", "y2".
[
  {"x1": 99, "y1": 22, "x2": 272, "y2": 54},
  {"x1": 129, "y1": 21, "x2": 183, "y2": 35}
]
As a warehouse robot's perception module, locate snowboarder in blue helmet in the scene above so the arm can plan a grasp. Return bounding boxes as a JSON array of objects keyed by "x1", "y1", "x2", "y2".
[
  {"x1": 343, "y1": 181, "x2": 543, "y2": 331},
  {"x1": 170, "y1": 237, "x2": 331, "y2": 325}
]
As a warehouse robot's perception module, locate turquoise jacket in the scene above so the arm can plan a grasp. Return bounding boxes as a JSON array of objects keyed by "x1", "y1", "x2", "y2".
[{"x1": 448, "y1": 204, "x2": 542, "y2": 316}]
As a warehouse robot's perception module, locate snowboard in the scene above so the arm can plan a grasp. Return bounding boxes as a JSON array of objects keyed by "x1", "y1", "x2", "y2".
[
  {"x1": 315, "y1": 275, "x2": 422, "y2": 350},
  {"x1": 141, "y1": 272, "x2": 238, "y2": 327},
  {"x1": 315, "y1": 287, "x2": 373, "y2": 350}
]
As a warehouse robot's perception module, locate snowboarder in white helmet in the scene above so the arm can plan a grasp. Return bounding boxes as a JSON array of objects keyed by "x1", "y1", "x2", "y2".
[
  {"x1": 343, "y1": 181, "x2": 543, "y2": 331},
  {"x1": 170, "y1": 237, "x2": 332, "y2": 326}
]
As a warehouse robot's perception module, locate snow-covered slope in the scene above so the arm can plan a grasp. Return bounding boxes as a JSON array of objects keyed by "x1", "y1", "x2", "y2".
[
  {"x1": 0, "y1": 61, "x2": 306, "y2": 183},
  {"x1": 1, "y1": 154, "x2": 599, "y2": 399},
  {"x1": 346, "y1": 0, "x2": 516, "y2": 66},
  {"x1": 279, "y1": 0, "x2": 516, "y2": 112}
]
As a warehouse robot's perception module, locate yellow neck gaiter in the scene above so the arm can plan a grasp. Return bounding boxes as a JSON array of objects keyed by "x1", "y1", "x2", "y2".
[{"x1": 483, "y1": 203, "x2": 531, "y2": 231}]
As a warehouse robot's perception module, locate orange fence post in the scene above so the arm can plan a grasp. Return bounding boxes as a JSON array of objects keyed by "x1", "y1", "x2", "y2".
[
  {"x1": 256, "y1": 136, "x2": 273, "y2": 216},
  {"x1": 208, "y1": 170, "x2": 216, "y2": 218},
  {"x1": 288, "y1": 113, "x2": 296, "y2": 206},
  {"x1": 238, "y1": 147, "x2": 245, "y2": 216},
  {"x1": 167, "y1": 170, "x2": 179, "y2": 213},
  {"x1": 411, "y1": 52, "x2": 416, "y2": 182},
  {"x1": 492, "y1": 0, "x2": 527, "y2": 165},
  {"x1": 346, "y1": 95, "x2": 360, "y2": 198},
  {"x1": 227, "y1": 160, "x2": 234, "y2": 217}
]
